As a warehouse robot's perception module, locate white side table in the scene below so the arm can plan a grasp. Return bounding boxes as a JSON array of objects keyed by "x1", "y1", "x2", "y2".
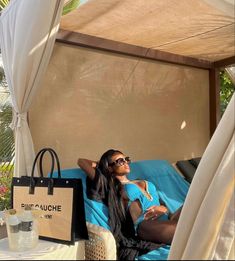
[{"x1": 0, "y1": 238, "x2": 85, "y2": 260}]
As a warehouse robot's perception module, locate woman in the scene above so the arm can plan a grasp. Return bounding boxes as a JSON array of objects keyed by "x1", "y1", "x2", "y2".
[{"x1": 78, "y1": 149, "x2": 182, "y2": 258}]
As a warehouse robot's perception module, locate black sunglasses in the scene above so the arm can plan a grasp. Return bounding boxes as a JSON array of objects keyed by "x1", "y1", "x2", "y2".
[{"x1": 109, "y1": 156, "x2": 131, "y2": 167}]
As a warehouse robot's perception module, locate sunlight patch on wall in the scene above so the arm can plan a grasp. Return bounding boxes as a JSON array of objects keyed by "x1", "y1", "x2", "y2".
[{"x1": 180, "y1": 120, "x2": 187, "y2": 130}]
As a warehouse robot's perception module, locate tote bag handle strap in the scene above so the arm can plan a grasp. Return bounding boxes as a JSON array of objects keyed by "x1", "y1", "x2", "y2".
[
  {"x1": 30, "y1": 148, "x2": 53, "y2": 194},
  {"x1": 31, "y1": 148, "x2": 52, "y2": 178},
  {"x1": 39, "y1": 148, "x2": 62, "y2": 195},
  {"x1": 46, "y1": 148, "x2": 61, "y2": 179},
  {"x1": 29, "y1": 148, "x2": 61, "y2": 195},
  {"x1": 37, "y1": 148, "x2": 61, "y2": 178},
  {"x1": 39, "y1": 149, "x2": 55, "y2": 177}
]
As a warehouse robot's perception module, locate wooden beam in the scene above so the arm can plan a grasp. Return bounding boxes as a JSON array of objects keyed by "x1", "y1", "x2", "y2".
[
  {"x1": 214, "y1": 56, "x2": 235, "y2": 68},
  {"x1": 209, "y1": 68, "x2": 221, "y2": 137},
  {"x1": 56, "y1": 29, "x2": 212, "y2": 69}
]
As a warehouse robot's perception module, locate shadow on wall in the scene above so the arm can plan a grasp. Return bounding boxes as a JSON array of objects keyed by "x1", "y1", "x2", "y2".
[{"x1": 29, "y1": 44, "x2": 210, "y2": 172}]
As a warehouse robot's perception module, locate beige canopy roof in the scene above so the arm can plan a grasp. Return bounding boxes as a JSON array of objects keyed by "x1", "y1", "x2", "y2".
[{"x1": 60, "y1": 0, "x2": 235, "y2": 63}]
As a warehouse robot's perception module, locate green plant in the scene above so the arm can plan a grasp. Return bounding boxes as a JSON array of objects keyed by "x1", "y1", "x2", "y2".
[
  {"x1": 0, "y1": 167, "x2": 13, "y2": 210},
  {"x1": 220, "y1": 70, "x2": 235, "y2": 115},
  {"x1": 0, "y1": 0, "x2": 9, "y2": 12},
  {"x1": 0, "y1": 104, "x2": 14, "y2": 163},
  {"x1": 62, "y1": 0, "x2": 80, "y2": 15}
]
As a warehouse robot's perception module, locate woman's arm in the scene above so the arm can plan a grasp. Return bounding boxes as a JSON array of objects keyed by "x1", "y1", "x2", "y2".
[{"x1": 77, "y1": 158, "x2": 97, "y2": 180}]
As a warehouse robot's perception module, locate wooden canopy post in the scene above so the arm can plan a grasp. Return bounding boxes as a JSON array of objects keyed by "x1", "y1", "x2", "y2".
[{"x1": 209, "y1": 68, "x2": 220, "y2": 137}]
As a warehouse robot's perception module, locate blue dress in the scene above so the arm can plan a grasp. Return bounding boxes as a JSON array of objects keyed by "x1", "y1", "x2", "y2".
[{"x1": 122, "y1": 180, "x2": 169, "y2": 234}]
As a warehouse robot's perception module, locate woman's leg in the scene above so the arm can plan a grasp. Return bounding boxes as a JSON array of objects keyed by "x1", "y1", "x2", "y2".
[{"x1": 137, "y1": 219, "x2": 177, "y2": 245}]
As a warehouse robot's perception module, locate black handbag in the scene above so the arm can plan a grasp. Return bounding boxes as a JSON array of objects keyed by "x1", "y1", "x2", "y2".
[{"x1": 11, "y1": 147, "x2": 88, "y2": 244}]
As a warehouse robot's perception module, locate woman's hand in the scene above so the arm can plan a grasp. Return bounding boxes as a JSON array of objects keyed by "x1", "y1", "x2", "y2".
[
  {"x1": 144, "y1": 205, "x2": 168, "y2": 221},
  {"x1": 91, "y1": 161, "x2": 98, "y2": 168}
]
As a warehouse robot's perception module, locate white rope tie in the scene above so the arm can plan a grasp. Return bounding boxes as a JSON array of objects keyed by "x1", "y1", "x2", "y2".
[{"x1": 10, "y1": 111, "x2": 27, "y2": 129}]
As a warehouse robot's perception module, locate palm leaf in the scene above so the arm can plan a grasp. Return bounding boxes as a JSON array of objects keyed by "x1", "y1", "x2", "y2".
[
  {"x1": 0, "y1": 0, "x2": 10, "y2": 12},
  {"x1": 62, "y1": 0, "x2": 80, "y2": 16}
]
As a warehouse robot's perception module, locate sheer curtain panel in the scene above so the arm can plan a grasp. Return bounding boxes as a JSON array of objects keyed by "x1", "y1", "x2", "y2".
[
  {"x1": 0, "y1": 0, "x2": 64, "y2": 177},
  {"x1": 169, "y1": 94, "x2": 234, "y2": 260}
]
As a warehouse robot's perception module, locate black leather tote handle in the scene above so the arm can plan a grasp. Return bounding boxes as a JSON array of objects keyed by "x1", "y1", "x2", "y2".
[
  {"x1": 38, "y1": 149, "x2": 55, "y2": 177},
  {"x1": 46, "y1": 148, "x2": 61, "y2": 179},
  {"x1": 31, "y1": 148, "x2": 52, "y2": 178},
  {"x1": 29, "y1": 148, "x2": 61, "y2": 195},
  {"x1": 30, "y1": 148, "x2": 51, "y2": 194},
  {"x1": 39, "y1": 148, "x2": 62, "y2": 195}
]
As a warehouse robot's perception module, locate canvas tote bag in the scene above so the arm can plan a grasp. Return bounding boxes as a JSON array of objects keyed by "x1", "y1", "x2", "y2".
[{"x1": 11, "y1": 148, "x2": 88, "y2": 244}]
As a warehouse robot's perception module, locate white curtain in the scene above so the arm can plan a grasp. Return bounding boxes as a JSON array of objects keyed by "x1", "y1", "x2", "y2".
[
  {"x1": 203, "y1": 0, "x2": 235, "y2": 17},
  {"x1": 0, "y1": 0, "x2": 64, "y2": 177},
  {"x1": 225, "y1": 66, "x2": 235, "y2": 85},
  {"x1": 169, "y1": 93, "x2": 235, "y2": 260}
]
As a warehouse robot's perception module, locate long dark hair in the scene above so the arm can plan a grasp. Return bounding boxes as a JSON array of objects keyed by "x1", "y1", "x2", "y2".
[
  {"x1": 96, "y1": 149, "x2": 160, "y2": 260},
  {"x1": 97, "y1": 149, "x2": 126, "y2": 238}
]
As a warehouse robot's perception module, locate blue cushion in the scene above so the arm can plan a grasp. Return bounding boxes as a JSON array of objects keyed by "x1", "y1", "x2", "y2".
[
  {"x1": 53, "y1": 159, "x2": 189, "y2": 226},
  {"x1": 52, "y1": 168, "x2": 109, "y2": 228},
  {"x1": 52, "y1": 160, "x2": 190, "y2": 260},
  {"x1": 128, "y1": 160, "x2": 190, "y2": 213}
]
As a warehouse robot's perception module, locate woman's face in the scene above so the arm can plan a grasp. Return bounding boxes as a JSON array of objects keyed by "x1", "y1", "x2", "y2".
[{"x1": 109, "y1": 153, "x2": 131, "y2": 176}]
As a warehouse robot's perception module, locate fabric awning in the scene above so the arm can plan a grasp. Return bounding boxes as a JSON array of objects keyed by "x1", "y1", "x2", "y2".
[{"x1": 60, "y1": 0, "x2": 235, "y2": 62}]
